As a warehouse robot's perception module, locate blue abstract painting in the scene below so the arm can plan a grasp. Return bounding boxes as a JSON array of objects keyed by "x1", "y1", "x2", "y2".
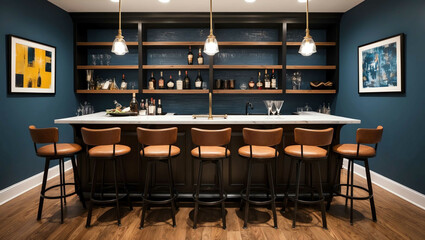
[{"x1": 358, "y1": 34, "x2": 403, "y2": 93}]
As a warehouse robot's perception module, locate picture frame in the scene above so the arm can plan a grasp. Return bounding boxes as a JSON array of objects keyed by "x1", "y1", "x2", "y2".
[
  {"x1": 8, "y1": 35, "x2": 56, "y2": 94},
  {"x1": 358, "y1": 34, "x2": 404, "y2": 94}
]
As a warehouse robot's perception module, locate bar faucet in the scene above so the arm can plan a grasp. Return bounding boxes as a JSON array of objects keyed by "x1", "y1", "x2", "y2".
[
  {"x1": 246, "y1": 102, "x2": 254, "y2": 115},
  {"x1": 192, "y1": 92, "x2": 227, "y2": 120}
]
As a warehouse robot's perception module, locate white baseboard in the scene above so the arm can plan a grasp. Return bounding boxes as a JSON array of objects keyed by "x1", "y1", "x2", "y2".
[
  {"x1": 0, "y1": 160, "x2": 72, "y2": 205},
  {"x1": 342, "y1": 158, "x2": 425, "y2": 211}
]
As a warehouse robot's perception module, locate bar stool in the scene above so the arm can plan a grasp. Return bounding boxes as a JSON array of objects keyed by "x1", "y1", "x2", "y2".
[
  {"x1": 29, "y1": 125, "x2": 86, "y2": 223},
  {"x1": 138, "y1": 127, "x2": 180, "y2": 229},
  {"x1": 191, "y1": 128, "x2": 231, "y2": 229},
  {"x1": 332, "y1": 126, "x2": 383, "y2": 225},
  {"x1": 283, "y1": 127, "x2": 334, "y2": 229},
  {"x1": 238, "y1": 128, "x2": 283, "y2": 229},
  {"x1": 81, "y1": 127, "x2": 133, "y2": 227}
]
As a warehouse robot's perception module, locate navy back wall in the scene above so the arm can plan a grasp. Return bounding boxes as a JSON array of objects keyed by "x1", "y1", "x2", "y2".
[
  {"x1": 335, "y1": 0, "x2": 425, "y2": 193},
  {"x1": 0, "y1": 0, "x2": 76, "y2": 189}
]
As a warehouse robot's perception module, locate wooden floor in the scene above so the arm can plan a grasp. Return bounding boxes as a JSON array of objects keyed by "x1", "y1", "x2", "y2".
[{"x1": 1, "y1": 169, "x2": 425, "y2": 240}]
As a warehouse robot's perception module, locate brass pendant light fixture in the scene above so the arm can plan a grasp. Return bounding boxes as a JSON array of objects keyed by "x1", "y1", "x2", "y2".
[
  {"x1": 204, "y1": 0, "x2": 219, "y2": 56},
  {"x1": 111, "y1": 0, "x2": 129, "y2": 55},
  {"x1": 299, "y1": 0, "x2": 317, "y2": 56}
]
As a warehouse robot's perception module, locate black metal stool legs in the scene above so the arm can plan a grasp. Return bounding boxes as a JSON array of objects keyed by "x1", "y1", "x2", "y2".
[
  {"x1": 119, "y1": 158, "x2": 133, "y2": 211},
  {"x1": 283, "y1": 158, "x2": 294, "y2": 213},
  {"x1": 112, "y1": 158, "x2": 122, "y2": 226},
  {"x1": 292, "y1": 160, "x2": 302, "y2": 228},
  {"x1": 193, "y1": 160, "x2": 203, "y2": 229},
  {"x1": 167, "y1": 158, "x2": 177, "y2": 228},
  {"x1": 316, "y1": 161, "x2": 327, "y2": 229},
  {"x1": 364, "y1": 159, "x2": 377, "y2": 222},
  {"x1": 71, "y1": 156, "x2": 86, "y2": 208},
  {"x1": 37, "y1": 159, "x2": 50, "y2": 220},
  {"x1": 59, "y1": 158, "x2": 64, "y2": 223},
  {"x1": 217, "y1": 159, "x2": 226, "y2": 229},
  {"x1": 267, "y1": 160, "x2": 278, "y2": 229},
  {"x1": 86, "y1": 158, "x2": 97, "y2": 228},
  {"x1": 243, "y1": 158, "x2": 253, "y2": 229},
  {"x1": 140, "y1": 161, "x2": 151, "y2": 229}
]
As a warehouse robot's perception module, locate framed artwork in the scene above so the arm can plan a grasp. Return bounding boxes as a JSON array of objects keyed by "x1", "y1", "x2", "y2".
[
  {"x1": 8, "y1": 35, "x2": 56, "y2": 94},
  {"x1": 358, "y1": 34, "x2": 404, "y2": 93}
]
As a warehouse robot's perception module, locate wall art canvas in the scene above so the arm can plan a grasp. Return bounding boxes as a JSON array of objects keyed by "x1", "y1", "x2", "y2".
[
  {"x1": 9, "y1": 35, "x2": 56, "y2": 94},
  {"x1": 358, "y1": 34, "x2": 404, "y2": 93}
]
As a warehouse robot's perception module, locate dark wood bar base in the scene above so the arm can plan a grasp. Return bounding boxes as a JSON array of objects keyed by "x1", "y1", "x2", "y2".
[{"x1": 72, "y1": 123, "x2": 344, "y2": 201}]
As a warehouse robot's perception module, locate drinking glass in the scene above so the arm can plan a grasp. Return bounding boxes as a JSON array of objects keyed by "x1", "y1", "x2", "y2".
[
  {"x1": 202, "y1": 82, "x2": 208, "y2": 90},
  {"x1": 297, "y1": 107, "x2": 303, "y2": 113},
  {"x1": 98, "y1": 54, "x2": 104, "y2": 65},
  {"x1": 270, "y1": 104, "x2": 277, "y2": 115},
  {"x1": 91, "y1": 54, "x2": 97, "y2": 65},
  {"x1": 263, "y1": 100, "x2": 273, "y2": 116},
  {"x1": 104, "y1": 54, "x2": 112, "y2": 65},
  {"x1": 130, "y1": 82, "x2": 136, "y2": 89},
  {"x1": 273, "y1": 100, "x2": 284, "y2": 115}
]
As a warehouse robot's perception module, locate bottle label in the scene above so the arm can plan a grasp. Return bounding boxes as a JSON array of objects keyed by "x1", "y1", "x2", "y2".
[
  {"x1": 159, "y1": 80, "x2": 164, "y2": 87},
  {"x1": 188, "y1": 55, "x2": 193, "y2": 64},
  {"x1": 157, "y1": 108, "x2": 162, "y2": 115},
  {"x1": 120, "y1": 82, "x2": 127, "y2": 90},
  {"x1": 271, "y1": 79, "x2": 277, "y2": 89},
  {"x1": 198, "y1": 58, "x2": 203, "y2": 65},
  {"x1": 176, "y1": 81, "x2": 183, "y2": 90},
  {"x1": 167, "y1": 81, "x2": 174, "y2": 88},
  {"x1": 265, "y1": 81, "x2": 270, "y2": 88},
  {"x1": 195, "y1": 81, "x2": 202, "y2": 88},
  {"x1": 149, "y1": 81, "x2": 154, "y2": 89},
  {"x1": 257, "y1": 82, "x2": 263, "y2": 88}
]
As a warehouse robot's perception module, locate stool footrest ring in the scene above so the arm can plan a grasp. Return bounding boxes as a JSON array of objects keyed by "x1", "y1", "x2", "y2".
[
  {"x1": 333, "y1": 184, "x2": 373, "y2": 200},
  {"x1": 192, "y1": 192, "x2": 227, "y2": 206},
  {"x1": 143, "y1": 193, "x2": 178, "y2": 205},
  {"x1": 240, "y1": 187, "x2": 276, "y2": 206},
  {"x1": 41, "y1": 183, "x2": 78, "y2": 199}
]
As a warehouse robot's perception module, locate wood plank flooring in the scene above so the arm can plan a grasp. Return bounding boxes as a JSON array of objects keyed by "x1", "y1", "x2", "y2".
[{"x1": 0, "y1": 169, "x2": 424, "y2": 240}]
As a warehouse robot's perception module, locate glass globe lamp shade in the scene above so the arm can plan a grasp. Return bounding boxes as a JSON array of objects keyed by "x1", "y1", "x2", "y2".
[
  {"x1": 204, "y1": 35, "x2": 219, "y2": 56},
  {"x1": 298, "y1": 36, "x2": 317, "y2": 56},
  {"x1": 111, "y1": 35, "x2": 129, "y2": 55}
]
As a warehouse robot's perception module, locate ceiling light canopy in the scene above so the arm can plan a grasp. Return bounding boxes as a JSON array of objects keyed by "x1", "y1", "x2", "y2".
[
  {"x1": 158, "y1": 0, "x2": 170, "y2": 3},
  {"x1": 110, "y1": 0, "x2": 119, "y2": 2},
  {"x1": 299, "y1": 0, "x2": 316, "y2": 56},
  {"x1": 111, "y1": 0, "x2": 129, "y2": 55},
  {"x1": 245, "y1": 0, "x2": 256, "y2": 3},
  {"x1": 204, "y1": 0, "x2": 219, "y2": 56}
]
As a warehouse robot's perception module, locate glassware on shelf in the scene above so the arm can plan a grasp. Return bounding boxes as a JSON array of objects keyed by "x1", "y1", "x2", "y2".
[
  {"x1": 129, "y1": 82, "x2": 136, "y2": 89},
  {"x1": 104, "y1": 54, "x2": 112, "y2": 65},
  {"x1": 263, "y1": 100, "x2": 273, "y2": 116},
  {"x1": 91, "y1": 54, "x2": 98, "y2": 65},
  {"x1": 98, "y1": 54, "x2": 104, "y2": 65},
  {"x1": 239, "y1": 83, "x2": 247, "y2": 90},
  {"x1": 86, "y1": 70, "x2": 94, "y2": 90},
  {"x1": 273, "y1": 100, "x2": 284, "y2": 115},
  {"x1": 202, "y1": 82, "x2": 208, "y2": 90},
  {"x1": 304, "y1": 103, "x2": 312, "y2": 112},
  {"x1": 291, "y1": 71, "x2": 302, "y2": 90},
  {"x1": 297, "y1": 107, "x2": 304, "y2": 113},
  {"x1": 270, "y1": 104, "x2": 277, "y2": 115}
]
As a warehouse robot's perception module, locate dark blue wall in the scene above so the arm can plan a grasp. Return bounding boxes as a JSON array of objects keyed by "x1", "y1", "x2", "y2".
[
  {"x1": 0, "y1": 0, "x2": 76, "y2": 189},
  {"x1": 335, "y1": 0, "x2": 425, "y2": 193}
]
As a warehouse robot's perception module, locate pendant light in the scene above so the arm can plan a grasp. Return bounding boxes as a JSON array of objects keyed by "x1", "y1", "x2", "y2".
[
  {"x1": 299, "y1": 0, "x2": 316, "y2": 56},
  {"x1": 204, "y1": 0, "x2": 219, "y2": 56},
  {"x1": 111, "y1": 0, "x2": 129, "y2": 55}
]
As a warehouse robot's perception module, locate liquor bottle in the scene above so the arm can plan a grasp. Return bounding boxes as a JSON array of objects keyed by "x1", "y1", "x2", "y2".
[
  {"x1": 271, "y1": 69, "x2": 277, "y2": 89},
  {"x1": 145, "y1": 98, "x2": 149, "y2": 114},
  {"x1": 248, "y1": 77, "x2": 255, "y2": 89},
  {"x1": 157, "y1": 99, "x2": 163, "y2": 115},
  {"x1": 167, "y1": 75, "x2": 175, "y2": 89},
  {"x1": 183, "y1": 70, "x2": 191, "y2": 89},
  {"x1": 129, "y1": 93, "x2": 139, "y2": 113},
  {"x1": 110, "y1": 77, "x2": 118, "y2": 90},
  {"x1": 139, "y1": 99, "x2": 147, "y2": 115},
  {"x1": 37, "y1": 69, "x2": 42, "y2": 87},
  {"x1": 176, "y1": 70, "x2": 183, "y2": 90},
  {"x1": 187, "y1": 46, "x2": 194, "y2": 65},
  {"x1": 256, "y1": 72, "x2": 263, "y2": 89},
  {"x1": 195, "y1": 70, "x2": 202, "y2": 89},
  {"x1": 158, "y1": 71, "x2": 165, "y2": 89},
  {"x1": 264, "y1": 69, "x2": 271, "y2": 89},
  {"x1": 149, "y1": 72, "x2": 156, "y2": 90},
  {"x1": 120, "y1": 74, "x2": 128, "y2": 90},
  {"x1": 197, "y1": 48, "x2": 204, "y2": 65},
  {"x1": 148, "y1": 98, "x2": 154, "y2": 115}
]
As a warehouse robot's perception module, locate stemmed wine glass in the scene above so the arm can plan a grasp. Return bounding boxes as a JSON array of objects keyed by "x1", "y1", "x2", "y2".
[
  {"x1": 91, "y1": 54, "x2": 97, "y2": 65},
  {"x1": 263, "y1": 100, "x2": 273, "y2": 116},
  {"x1": 273, "y1": 100, "x2": 284, "y2": 115}
]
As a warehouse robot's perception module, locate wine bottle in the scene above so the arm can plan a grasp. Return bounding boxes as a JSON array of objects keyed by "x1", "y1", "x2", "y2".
[
  {"x1": 187, "y1": 46, "x2": 194, "y2": 65},
  {"x1": 195, "y1": 70, "x2": 202, "y2": 89},
  {"x1": 183, "y1": 70, "x2": 191, "y2": 89},
  {"x1": 139, "y1": 99, "x2": 147, "y2": 115},
  {"x1": 167, "y1": 75, "x2": 175, "y2": 89},
  {"x1": 248, "y1": 77, "x2": 255, "y2": 89},
  {"x1": 148, "y1": 98, "x2": 155, "y2": 115},
  {"x1": 37, "y1": 69, "x2": 42, "y2": 87},
  {"x1": 271, "y1": 69, "x2": 277, "y2": 89},
  {"x1": 158, "y1": 71, "x2": 165, "y2": 89},
  {"x1": 264, "y1": 69, "x2": 271, "y2": 89},
  {"x1": 120, "y1": 74, "x2": 127, "y2": 90},
  {"x1": 197, "y1": 48, "x2": 204, "y2": 65},
  {"x1": 145, "y1": 98, "x2": 149, "y2": 115},
  {"x1": 149, "y1": 72, "x2": 156, "y2": 90},
  {"x1": 129, "y1": 93, "x2": 139, "y2": 113},
  {"x1": 157, "y1": 99, "x2": 163, "y2": 115},
  {"x1": 152, "y1": 99, "x2": 156, "y2": 115},
  {"x1": 256, "y1": 72, "x2": 263, "y2": 89},
  {"x1": 176, "y1": 70, "x2": 183, "y2": 90}
]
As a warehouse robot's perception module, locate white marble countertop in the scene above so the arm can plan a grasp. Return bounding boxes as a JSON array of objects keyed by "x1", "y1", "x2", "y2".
[{"x1": 54, "y1": 112, "x2": 361, "y2": 125}]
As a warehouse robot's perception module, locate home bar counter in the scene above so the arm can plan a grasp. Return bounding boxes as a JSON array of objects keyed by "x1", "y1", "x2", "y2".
[{"x1": 55, "y1": 113, "x2": 360, "y2": 201}]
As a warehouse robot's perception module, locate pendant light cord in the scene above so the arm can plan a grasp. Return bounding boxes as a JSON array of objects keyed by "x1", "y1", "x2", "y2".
[
  {"x1": 305, "y1": 0, "x2": 310, "y2": 37},
  {"x1": 119, "y1": 0, "x2": 122, "y2": 36},
  {"x1": 209, "y1": 0, "x2": 213, "y2": 35}
]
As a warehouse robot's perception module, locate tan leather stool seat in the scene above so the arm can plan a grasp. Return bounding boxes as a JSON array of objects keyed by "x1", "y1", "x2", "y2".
[
  {"x1": 284, "y1": 145, "x2": 327, "y2": 159},
  {"x1": 191, "y1": 146, "x2": 230, "y2": 158},
  {"x1": 140, "y1": 145, "x2": 180, "y2": 158},
  {"x1": 333, "y1": 144, "x2": 376, "y2": 158},
  {"x1": 238, "y1": 145, "x2": 278, "y2": 158},
  {"x1": 37, "y1": 143, "x2": 82, "y2": 157},
  {"x1": 88, "y1": 144, "x2": 131, "y2": 157}
]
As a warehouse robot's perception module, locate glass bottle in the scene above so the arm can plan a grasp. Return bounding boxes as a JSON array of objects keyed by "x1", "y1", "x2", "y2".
[
  {"x1": 264, "y1": 69, "x2": 271, "y2": 89},
  {"x1": 120, "y1": 74, "x2": 127, "y2": 90},
  {"x1": 183, "y1": 70, "x2": 191, "y2": 89},
  {"x1": 187, "y1": 46, "x2": 194, "y2": 65},
  {"x1": 176, "y1": 70, "x2": 183, "y2": 90},
  {"x1": 195, "y1": 70, "x2": 202, "y2": 89},
  {"x1": 149, "y1": 72, "x2": 156, "y2": 90},
  {"x1": 129, "y1": 93, "x2": 139, "y2": 113},
  {"x1": 256, "y1": 72, "x2": 263, "y2": 90},
  {"x1": 158, "y1": 71, "x2": 165, "y2": 89},
  {"x1": 197, "y1": 48, "x2": 204, "y2": 65},
  {"x1": 271, "y1": 69, "x2": 277, "y2": 89},
  {"x1": 167, "y1": 75, "x2": 175, "y2": 89}
]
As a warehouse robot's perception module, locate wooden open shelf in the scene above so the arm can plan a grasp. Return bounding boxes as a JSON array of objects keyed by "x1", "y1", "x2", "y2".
[
  {"x1": 76, "y1": 42, "x2": 138, "y2": 46},
  {"x1": 143, "y1": 89, "x2": 209, "y2": 94},
  {"x1": 213, "y1": 65, "x2": 283, "y2": 70},
  {"x1": 76, "y1": 90, "x2": 138, "y2": 94},
  {"x1": 142, "y1": 65, "x2": 209, "y2": 70},
  {"x1": 286, "y1": 42, "x2": 336, "y2": 46},
  {"x1": 286, "y1": 65, "x2": 336, "y2": 70},
  {"x1": 77, "y1": 65, "x2": 139, "y2": 70},
  {"x1": 213, "y1": 89, "x2": 282, "y2": 94},
  {"x1": 285, "y1": 89, "x2": 336, "y2": 94},
  {"x1": 142, "y1": 41, "x2": 282, "y2": 46}
]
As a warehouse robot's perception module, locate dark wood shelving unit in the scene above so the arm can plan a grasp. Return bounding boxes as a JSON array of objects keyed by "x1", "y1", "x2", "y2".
[
  {"x1": 285, "y1": 89, "x2": 337, "y2": 94},
  {"x1": 77, "y1": 42, "x2": 138, "y2": 47},
  {"x1": 77, "y1": 65, "x2": 139, "y2": 70},
  {"x1": 142, "y1": 41, "x2": 282, "y2": 46},
  {"x1": 142, "y1": 65, "x2": 209, "y2": 70},
  {"x1": 213, "y1": 89, "x2": 282, "y2": 94},
  {"x1": 143, "y1": 89, "x2": 209, "y2": 94},
  {"x1": 76, "y1": 90, "x2": 138, "y2": 94},
  {"x1": 286, "y1": 42, "x2": 336, "y2": 46},
  {"x1": 286, "y1": 65, "x2": 337, "y2": 70},
  {"x1": 213, "y1": 65, "x2": 283, "y2": 70}
]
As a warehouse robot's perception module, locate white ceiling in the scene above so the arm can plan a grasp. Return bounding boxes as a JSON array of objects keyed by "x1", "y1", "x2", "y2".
[{"x1": 48, "y1": 0, "x2": 364, "y2": 13}]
